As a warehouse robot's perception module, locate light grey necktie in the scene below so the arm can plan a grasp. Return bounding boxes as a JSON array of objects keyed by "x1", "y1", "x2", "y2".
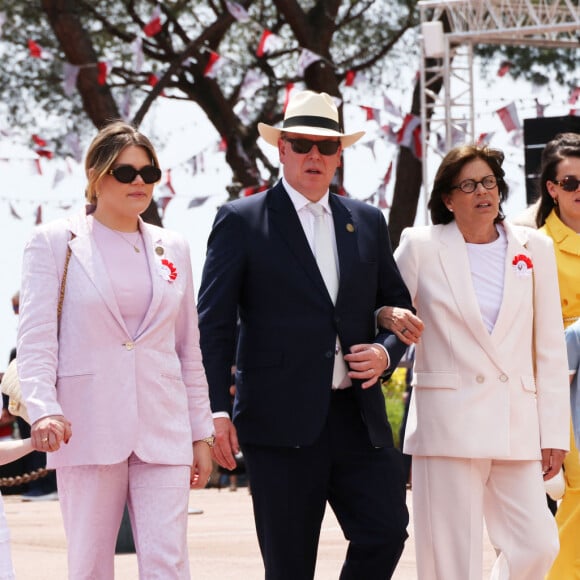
[
  {"x1": 308, "y1": 202, "x2": 350, "y2": 388},
  {"x1": 308, "y1": 202, "x2": 338, "y2": 302}
]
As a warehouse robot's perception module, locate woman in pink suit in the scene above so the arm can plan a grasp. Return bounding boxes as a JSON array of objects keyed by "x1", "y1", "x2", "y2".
[
  {"x1": 16, "y1": 121, "x2": 215, "y2": 579},
  {"x1": 380, "y1": 145, "x2": 570, "y2": 579}
]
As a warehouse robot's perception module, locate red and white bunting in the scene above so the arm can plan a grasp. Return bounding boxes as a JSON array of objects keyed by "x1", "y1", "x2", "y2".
[
  {"x1": 496, "y1": 102, "x2": 521, "y2": 133},
  {"x1": 203, "y1": 52, "x2": 224, "y2": 78},
  {"x1": 143, "y1": 6, "x2": 163, "y2": 37},
  {"x1": 256, "y1": 30, "x2": 282, "y2": 57},
  {"x1": 62, "y1": 63, "x2": 80, "y2": 96}
]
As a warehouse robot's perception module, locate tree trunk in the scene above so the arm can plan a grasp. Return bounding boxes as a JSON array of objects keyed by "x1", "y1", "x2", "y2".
[{"x1": 41, "y1": 0, "x2": 163, "y2": 226}]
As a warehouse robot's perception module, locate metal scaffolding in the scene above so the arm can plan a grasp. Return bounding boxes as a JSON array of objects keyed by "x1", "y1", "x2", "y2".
[{"x1": 419, "y1": 0, "x2": 580, "y2": 204}]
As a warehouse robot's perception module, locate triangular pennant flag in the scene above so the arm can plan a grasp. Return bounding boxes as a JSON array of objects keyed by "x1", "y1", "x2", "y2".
[
  {"x1": 496, "y1": 102, "x2": 521, "y2": 132},
  {"x1": 9, "y1": 202, "x2": 22, "y2": 220},
  {"x1": 361, "y1": 106, "x2": 380, "y2": 123},
  {"x1": 187, "y1": 196, "x2": 210, "y2": 208},
  {"x1": 256, "y1": 30, "x2": 282, "y2": 57},
  {"x1": 297, "y1": 49, "x2": 323, "y2": 76},
  {"x1": 32, "y1": 134, "x2": 47, "y2": 147},
  {"x1": 226, "y1": 1, "x2": 250, "y2": 21},
  {"x1": 344, "y1": 70, "x2": 356, "y2": 87},
  {"x1": 283, "y1": 83, "x2": 295, "y2": 113},
  {"x1": 497, "y1": 61, "x2": 512, "y2": 77},
  {"x1": 28, "y1": 39, "x2": 43, "y2": 58},
  {"x1": 97, "y1": 61, "x2": 108, "y2": 85},
  {"x1": 62, "y1": 63, "x2": 80, "y2": 96},
  {"x1": 569, "y1": 86, "x2": 580, "y2": 105},
  {"x1": 239, "y1": 69, "x2": 267, "y2": 100},
  {"x1": 203, "y1": 52, "x2": 224, "y2": 78},
  {"x1": 143, "y1": 6, "x2": 162, "y2": 37},
  {"x1": 132, "y1": 37, "x2": 144, "y2": 74}
]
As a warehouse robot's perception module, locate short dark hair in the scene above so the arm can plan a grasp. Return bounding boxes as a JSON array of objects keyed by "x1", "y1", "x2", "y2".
[
  {"x1": 535, "y1": 132, "x2": 580, "y2": 228},
  {"x1": 428, "y1": 144, "x2": 509, "y2": 225}
]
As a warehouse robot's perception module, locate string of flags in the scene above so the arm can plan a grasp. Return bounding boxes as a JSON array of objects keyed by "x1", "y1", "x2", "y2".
[{"x1": 4, "y1": 3, "x2": 578, "y2": 221}]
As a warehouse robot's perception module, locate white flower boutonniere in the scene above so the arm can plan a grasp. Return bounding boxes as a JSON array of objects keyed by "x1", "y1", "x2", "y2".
[
  {"x1": 512, "y1": 253, "x2": 533, "y2": 277},
  {"x1": 154, "y1": 240, "x2": 178, "y2": 282}
]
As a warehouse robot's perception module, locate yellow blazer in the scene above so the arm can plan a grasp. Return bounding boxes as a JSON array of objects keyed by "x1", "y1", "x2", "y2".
[
  {"x1": 540, "y1": 209, "x2": 580, "y2": 328},
  {"x1": 396, "y1": 220, "x2": 569, "y2": 459}
]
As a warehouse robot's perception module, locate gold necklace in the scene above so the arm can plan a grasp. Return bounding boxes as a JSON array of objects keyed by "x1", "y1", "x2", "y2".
[{"x1": 113, "y1": 229, "x2": 142, "y2": 253}]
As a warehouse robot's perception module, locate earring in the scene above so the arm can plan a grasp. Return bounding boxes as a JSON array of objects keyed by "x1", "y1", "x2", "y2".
[{"x1": 553, "y1": 197, "x2": 558, "y2": 206}]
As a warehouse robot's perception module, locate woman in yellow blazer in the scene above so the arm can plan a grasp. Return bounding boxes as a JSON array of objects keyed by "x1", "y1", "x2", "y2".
[
  {"x1": 381, "y1": 145, "x2": 570, "y2": 580},
  {"x1": 536, "y1": 132, "x2": 580, "y2": 580}
]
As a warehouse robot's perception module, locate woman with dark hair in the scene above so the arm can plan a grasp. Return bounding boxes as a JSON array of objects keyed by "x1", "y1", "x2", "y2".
[
  {"x1": 380, "y1": 144, "x2": 569, "y2": 579},
  {"x1": 535, "y1": 131, "x2": 580, "y2": 580},
  {"x1": 16, "y1": 120, "x2": 214, "y2": 579}
]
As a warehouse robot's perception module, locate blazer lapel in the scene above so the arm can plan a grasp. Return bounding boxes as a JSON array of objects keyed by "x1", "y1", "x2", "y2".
[
  {"x1": 68, "y1": 213, "x2": 129, "y2": 334},
  {"x1": 134, "y1": 220, "x2": 165, "y2": 337},
  {"x1": 490, "y1": 222, "x2": 532, "y2": 344},
  {"x1": 329, "y1": 195, "x2": 356, "y2": 304},
  {"x1": 438, "y1": 222, "x2": 499, "y2": 357},
  {"x1": 267, "y1": 184, "x2": 330, "y2": 301}
]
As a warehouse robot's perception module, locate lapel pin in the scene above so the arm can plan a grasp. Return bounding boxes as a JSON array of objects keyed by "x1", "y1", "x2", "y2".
[
  {"x1": 346, "y1": 223, "x2": 355, "y2": 233},
  {"x1": 155, "y1": 246, "x2": 164, "y2": 256}
]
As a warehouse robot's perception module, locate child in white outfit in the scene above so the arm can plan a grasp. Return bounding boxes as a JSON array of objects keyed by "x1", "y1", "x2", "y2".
[{"x1": 0, "y1": 438, "x2": 33, "y2": 580}]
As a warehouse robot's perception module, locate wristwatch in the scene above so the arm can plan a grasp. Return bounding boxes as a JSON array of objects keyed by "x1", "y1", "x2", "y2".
[{"x1": 198, "y1": 435, "x2": 216, "y2": 448}]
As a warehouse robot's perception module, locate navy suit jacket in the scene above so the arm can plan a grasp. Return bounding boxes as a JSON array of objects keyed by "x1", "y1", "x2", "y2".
[{"x1": 198, "y1": 182, "x2": 413, "y2": 448}]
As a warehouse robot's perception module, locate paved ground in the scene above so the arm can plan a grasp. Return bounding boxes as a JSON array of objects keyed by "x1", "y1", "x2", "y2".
[{"x1": 4, "y1": 488, "x2": 495, "y2": 579}]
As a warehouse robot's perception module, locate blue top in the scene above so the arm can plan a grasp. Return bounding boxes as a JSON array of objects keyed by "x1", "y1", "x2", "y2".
[{"x1": 567, "y1": 319, "x2": 580, "y2": 446}]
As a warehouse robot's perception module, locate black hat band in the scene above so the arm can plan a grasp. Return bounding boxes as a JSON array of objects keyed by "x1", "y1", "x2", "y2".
[{"x1": 282, "y1": 115, "x2": 341, "y2": 133}]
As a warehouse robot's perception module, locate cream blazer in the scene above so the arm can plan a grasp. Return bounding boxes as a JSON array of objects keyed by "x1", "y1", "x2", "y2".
[
  {"x1": 16, "y1": 209, "x2": 214, "y2": 469},
  {"x1": 396, "y1": 220, "x2": 569, "y2": 460}
]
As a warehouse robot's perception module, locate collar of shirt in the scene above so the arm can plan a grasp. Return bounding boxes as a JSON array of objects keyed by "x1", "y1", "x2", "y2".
[{"x1": 281, "y1": 177, "x2": 331, "y2": 214}]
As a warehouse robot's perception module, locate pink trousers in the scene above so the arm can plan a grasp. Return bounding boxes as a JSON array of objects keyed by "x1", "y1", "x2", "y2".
[{"x1": 57, "y1": 453, "x2": 191, "y2": 580}]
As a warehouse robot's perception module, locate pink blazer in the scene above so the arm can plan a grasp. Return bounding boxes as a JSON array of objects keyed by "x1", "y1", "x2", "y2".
[
  {"x1": 396, "y1": 220, "x2": 570, "y2": 460},
  {"x1": 16, "y1": 209, "x2": 214, "y2": 469}
]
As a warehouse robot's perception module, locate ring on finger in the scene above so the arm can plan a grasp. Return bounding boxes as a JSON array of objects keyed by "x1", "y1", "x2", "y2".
[
  {"x1": 41, "y1": 437, "x2": 48, "y2": 442},
  {"x1": 401, "y1": 327, "x2": 409, "y2": 335}
]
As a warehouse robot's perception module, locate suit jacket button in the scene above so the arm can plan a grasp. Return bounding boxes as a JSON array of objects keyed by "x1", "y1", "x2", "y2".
[
  {"x1": 124, "y1": 341, "x2": 135, "y2": 351},
  {"x1": 499, "y1": 374, "x2": 508, "y2": 383},
  {"x1": 325, "y1": 350, "x2": 334, "y2": 359},
  {"x1": 475, "y1": 375, "x2": 485, "y2": 384}
]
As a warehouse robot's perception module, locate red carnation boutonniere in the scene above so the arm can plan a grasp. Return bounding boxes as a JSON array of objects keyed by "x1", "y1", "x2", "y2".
[
  {"x1": 512, "y1": 254, "x2": 533, "y2": 277},
  {"x1": 158, "y1": 258, "x2": 178, "y2": 282}
]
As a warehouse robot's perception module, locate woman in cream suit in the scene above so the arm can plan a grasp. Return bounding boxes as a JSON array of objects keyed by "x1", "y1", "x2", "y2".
[
  {"x1": 16, "y1": 121, "x2": 214, "y2": 579},
  {"x1": 380, "y1": 145, "x2": 570, "y2": 580}
]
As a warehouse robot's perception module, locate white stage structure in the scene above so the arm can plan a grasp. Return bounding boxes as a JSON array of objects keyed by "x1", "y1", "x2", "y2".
[{"x1": 418, "y1": 0, "x2": 580, "y2": 196}]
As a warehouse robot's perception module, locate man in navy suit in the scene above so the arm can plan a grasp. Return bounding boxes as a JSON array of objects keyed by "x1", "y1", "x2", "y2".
[{"x1": 198, "y1": 90, "x2": 418, "y2": 579}]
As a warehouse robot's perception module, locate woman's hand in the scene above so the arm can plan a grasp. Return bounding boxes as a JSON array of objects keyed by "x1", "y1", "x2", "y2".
[
  {"x1": 542, "y1": 448, "x2": 567, "y2": 480},
  {"x1": 31, "y1": 415, "x2": 72, "y2": 452},
  {"x1": 378, "y1": 306, "x2": 424, "y2": 345},
  {"x1": 191, "y1": 439, "x2": 213, "y2": 489}
]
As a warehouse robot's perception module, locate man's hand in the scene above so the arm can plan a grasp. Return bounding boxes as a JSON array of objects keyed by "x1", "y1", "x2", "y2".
[
  {"x1": 542, "y1": 448, "x2": 567, "y2": 480},
  {"x1": 345, "y1": 344, "x2": 388, "y2": 389},
  {"x1": 211, "y1": 417, "x2": 240, "y2": 470},
  {"x1": 378, "y1": 306, "x2": 424, "y2": 345}
]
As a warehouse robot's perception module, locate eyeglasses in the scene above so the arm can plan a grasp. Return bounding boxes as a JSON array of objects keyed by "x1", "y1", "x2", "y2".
[
  {"x1": 283, "y1": 138, "x2": 341, "y2": 156},
  {"x1": 551, "y1": 176, "x2": 580, "y2": 193},
  {"x1": 451, "y1": 174, "x2": 497, "y2": 194},
  {"x1": 108, "y1": 165, "x2": 162, "y2": 184}
]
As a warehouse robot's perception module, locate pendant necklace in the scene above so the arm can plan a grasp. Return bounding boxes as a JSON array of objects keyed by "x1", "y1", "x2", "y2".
[{"x1": 114, "y1": 229, "x2": 142, "y2": 253}]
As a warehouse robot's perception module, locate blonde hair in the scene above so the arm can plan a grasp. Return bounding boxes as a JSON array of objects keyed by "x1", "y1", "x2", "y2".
[{"x1": 84, "y1": 120, "x2": 160, "y2": 204}]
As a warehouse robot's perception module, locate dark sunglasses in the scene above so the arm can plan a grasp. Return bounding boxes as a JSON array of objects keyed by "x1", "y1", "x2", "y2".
[
  {"x1": 552, "y1": 176, "x2": 580, "y2": 193},
  {"x1": 108, "y1": 164, "x2": 162, "y2": 184},
  {"x1": 284, "y1": 138, "x2": 341, "y2": 156}
]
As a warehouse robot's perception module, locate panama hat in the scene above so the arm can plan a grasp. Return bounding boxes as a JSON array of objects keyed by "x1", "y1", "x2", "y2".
[{"x1": 258, "y1": 90, "x2": 365, "y2": 149}]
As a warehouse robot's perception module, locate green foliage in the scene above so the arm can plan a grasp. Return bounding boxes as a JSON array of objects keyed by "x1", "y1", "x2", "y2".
[{"x1": 382, "y1": 366, "x2": 408, "y2": 448}]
